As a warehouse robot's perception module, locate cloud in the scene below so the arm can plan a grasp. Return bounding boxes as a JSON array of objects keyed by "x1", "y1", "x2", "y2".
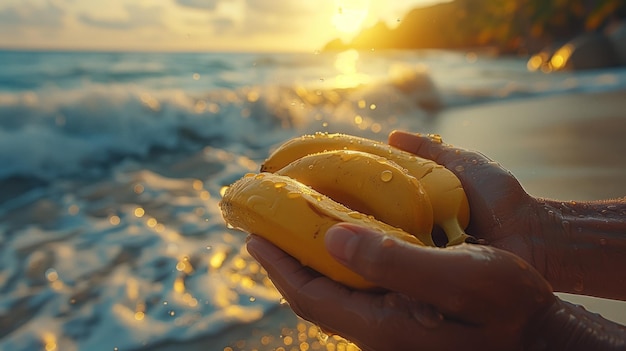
[
  {"x1": 0, "y1": 0, "x2": 65, "y2": 29},
  {"x1": 245, "y1": 0, "x2": 306, "y2": 15},
  {"x1": 0, "y1": 0, "x2": 334, "y2": 51},
  {"x1": 245, "y1": 1, "x2": 321, "y2": 34},
  {"x1": 175, "y1": 0, "x2": 220, "y2": 11},
  {"x1": 210, "y1": 17, "x2": 236, "y2": 34},
  {"x1": 78, "y1": 5, "x2": 165, "y2": 30},
  {"x1": 78, "y1": 14, "x2": 133, "y2": 30}
]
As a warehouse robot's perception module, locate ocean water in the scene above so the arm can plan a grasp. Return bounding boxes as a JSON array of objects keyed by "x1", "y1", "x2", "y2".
[{"x1": 1, "y1": 49, "x2": 626, "y2": 351}]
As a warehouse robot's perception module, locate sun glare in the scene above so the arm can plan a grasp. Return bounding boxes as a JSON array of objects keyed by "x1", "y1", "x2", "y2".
[
  {"x1": 332, "y1": 0, "x2": 370, "y2": 34},
  {"x1": 334, "y1": 49, "x2": 370, "y2": 88}
]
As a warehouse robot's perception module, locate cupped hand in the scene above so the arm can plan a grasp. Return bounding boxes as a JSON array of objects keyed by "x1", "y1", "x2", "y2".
[
  {"x1": 246, "y1": 223, "x2": 556, "y2": 351},
  {"x1": 388, "y1": 130, "x2": 543, "y2": 269}
]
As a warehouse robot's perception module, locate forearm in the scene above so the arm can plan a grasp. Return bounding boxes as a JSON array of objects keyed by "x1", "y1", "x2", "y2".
[
  {"x1": 525, "y1": 298, "x2": 626, "y2": 351},
  {"x1": 533, "y1": 197, "x2": 626, "y2": 300}
]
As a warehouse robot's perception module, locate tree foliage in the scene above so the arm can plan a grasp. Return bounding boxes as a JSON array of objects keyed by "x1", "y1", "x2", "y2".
[
  {"x1": 462, "y1": 0, "x2": 626, "y2": 51},
  {"x1": 324, "y1": 0, "x2": 626, "y2": 54}
]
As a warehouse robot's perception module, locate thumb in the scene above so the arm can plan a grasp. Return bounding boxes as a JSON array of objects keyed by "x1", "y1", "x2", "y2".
[
  {"x1": 324, "y1": 223, "x2": 469, "y2": 301},
  {"x1": 388, "y1": 130, "x2": 497, "y2": 172},
  {"x1": 324, "y1": 223, "x2": 552, "y2": 325}
]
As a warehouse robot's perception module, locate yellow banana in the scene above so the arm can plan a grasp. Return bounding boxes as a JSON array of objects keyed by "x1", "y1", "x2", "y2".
[
  {"x1": 275, "y1": 149, "x2": 434, "y2": 246},
  {"x1": 219, "y1": 172, "x2": 424, "y2": 289},
  {"x1": 261, "y1": 133, "x2": 472, "y2": 246}
]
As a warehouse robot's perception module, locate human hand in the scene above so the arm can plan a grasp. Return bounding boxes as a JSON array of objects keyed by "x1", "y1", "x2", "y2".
[
  {"x1": 246, "y1": 223, "x2": 556, "y2": 351},
  {"x1": 388, "y1": 130, "x2": 543, "y2": 269}
]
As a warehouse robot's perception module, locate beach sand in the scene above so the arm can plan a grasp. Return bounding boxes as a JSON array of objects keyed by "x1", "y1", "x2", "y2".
[
  {"x1": 429, "y1": 90, "x2": 626, "y2": 201},
  {"x1": 183, "y1": 91, "x2": 626, "y2": 350}
]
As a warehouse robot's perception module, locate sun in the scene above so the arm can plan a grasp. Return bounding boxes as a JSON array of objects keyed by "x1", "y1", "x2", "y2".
[{"x1": 332, "y1": 0, "x2": 370, "y2": 34}]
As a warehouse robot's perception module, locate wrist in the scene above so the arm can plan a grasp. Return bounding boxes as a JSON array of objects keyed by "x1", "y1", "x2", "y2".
[
  {"x1": 529, "y1": 199, "x2": 569, "y2": 291},
  {"x1": 524, "y1": 298, "x2": 626, "y2": 351},
  {"x1": 532, "y1": 198, "x2": 626, "y2": 299},
  {"x1": 523, "y1": 197, "x2": 559, "y2": 281}
]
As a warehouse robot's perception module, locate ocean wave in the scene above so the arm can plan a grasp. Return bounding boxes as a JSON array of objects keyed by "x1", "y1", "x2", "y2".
[
  {"x1": 0, "y1": 163, "x2": 282, "y2": 351},
  {"x1": 0, "y1": 69, "x2": 443, "y2": 187},
  {"x1": 3, "y1": 53, "x2": 626, "y2": 191}
]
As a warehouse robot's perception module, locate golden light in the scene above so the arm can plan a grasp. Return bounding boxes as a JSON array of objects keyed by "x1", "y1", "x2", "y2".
[
  {"x1": 210, "y1": 250, "x2": 227, "y2": 270},
  {"x1": 241, "y1": 276, "x2": 255, "y2": 289},
  {"x1": 134, "y1": 302, "x2": 146, "y2": 321},
  {"x1": 333, "y1": 49, "x2": 370, "y2": 88},
  {"x1": 176, "y1": 256, "x2": 194, "y2": 274},
  {"x1": 550, "y1": 44, "x2": 574, "y2": 71},
  {"x1": 192, "y1": 179, "x2": 204, "y2": 191},
  {"x1": 174, "y1": 276, "x2": 186, "y2": 293},
  {"x1": 109, "y1": 215, "x2": 121, "y2": 225},
  {"x1": 332, "y1": 0, "x2": 370, "y2": 34},
  {"x1": 183, "y1": 293, "x2": 199, "y2": 307},
  {"x1": 134, "y1": 207, "x2": 145, "y2": 218},
  {"x1": 220, "y1": 186, "x2": 229, "y2": 197},
  {"x1": 42, "y1": 332, "x2": 57, "y2": 351},
  {"x1": 527, "y1": 54, "x2": 544, "y2": 72},
  {"x1": 45, "y1": 269, "x2": 59, "y2": 282},
  {"x1": 146, "y1": 218, "x2": 158, "y2": 228},
  {"x1": 134, "y1": 311, "x2": 145, "y2": 321}
]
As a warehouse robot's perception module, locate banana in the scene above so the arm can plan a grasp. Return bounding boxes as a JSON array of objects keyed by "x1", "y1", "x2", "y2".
[
  {"x1": 275, "y1": 149, "x2": 434, "y2": 246},
  {"x1": 261, "y1": 133, "x2": 472, "y2": 246},
  {"x1": 220, "y1": 172, "x2": 424, "y2": 289}
]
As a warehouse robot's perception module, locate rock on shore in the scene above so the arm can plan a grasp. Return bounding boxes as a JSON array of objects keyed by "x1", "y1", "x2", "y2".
[{"x1": 528, "y1": 20, "x2": 626, "y2": 72}]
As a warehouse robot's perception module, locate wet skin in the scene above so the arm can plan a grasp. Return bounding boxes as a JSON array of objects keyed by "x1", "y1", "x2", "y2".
[
  {"x1": 389, "y1": 130, "x2": 626, "y2": 301},
  {"x1": 246, "y1": 131, "x2": 626, "y2": 351},
  {"x1": 248, "y1": 229, "x2": 555, "y2": 351}
]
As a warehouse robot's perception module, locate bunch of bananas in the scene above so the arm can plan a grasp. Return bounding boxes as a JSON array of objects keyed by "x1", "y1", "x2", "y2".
[{"x1": 220, "y1": 133, "x2": 472, "y2": 289}]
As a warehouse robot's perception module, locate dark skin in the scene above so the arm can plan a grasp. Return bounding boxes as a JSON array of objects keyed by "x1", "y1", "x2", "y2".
[{"x1": 246, "y1": 130, "x2": 626, "y2": 351}]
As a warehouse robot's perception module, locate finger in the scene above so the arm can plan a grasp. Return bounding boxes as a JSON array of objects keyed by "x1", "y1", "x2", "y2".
[
  {"x1": 246, "y1": 235, "x2": 354, "y2": 325},
  {"x1": 388, "y1": 130, "x2": 530, "y2": 227},
  {"x1": 324, "y1": 223, "x2": 531, "y2": 321},
  {"x1": 388, "y1": 130, "x2": 494, "y2": 169},
  {"x1": 247, "y1": 236, "x2": 489, "y2": 351},
  {"x1": 246, "y1": 236, "x2": 353, "y2": 338},
  {"x1": 345, "y1": 293, "x2": 491, "y2": 351},
  {"x1": 387, "y1": 130, "x2": 519, "y2": 192},
  {"x1": 246, "y1": 235, "x2": 317, "y2": 288},
  {"x1": 246, "y1": 235, "x2": 393, "y2": 343}
]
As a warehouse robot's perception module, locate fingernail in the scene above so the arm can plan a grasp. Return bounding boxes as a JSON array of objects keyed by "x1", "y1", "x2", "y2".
[
  {"x1": 325, "y1": 225, "x2": 359, "y2": 264},
  {"x1": 245, "y1": 235, "x2": 260, "y2": 259}
]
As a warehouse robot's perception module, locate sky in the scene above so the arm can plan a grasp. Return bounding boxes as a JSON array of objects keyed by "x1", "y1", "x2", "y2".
[{"x1": 0, "y1": 0, "x2": 443, "y2": 52}]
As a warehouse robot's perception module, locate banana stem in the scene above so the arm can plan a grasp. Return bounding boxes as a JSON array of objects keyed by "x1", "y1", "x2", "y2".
[{"x1": 440, "y1": 219, "x2": 474, "y2": 247}]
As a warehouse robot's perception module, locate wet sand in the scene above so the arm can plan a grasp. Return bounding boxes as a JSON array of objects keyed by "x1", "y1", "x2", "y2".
[
  {"x1": 429, "y1": 90, "x2": 626, "y2": 323},
  {"x1": 429, "y1": 91, "x2": 626, "y2": 201}
]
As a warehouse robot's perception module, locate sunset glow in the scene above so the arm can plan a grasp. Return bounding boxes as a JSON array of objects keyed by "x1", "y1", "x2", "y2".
[
  {"x1": 333, "y1": 49, "x2": 371, "y2": 88},
  {"x1": 332, "y1": 0, "x2": 370, "y2": 34},
  {"x1": 0, "y1": 0, "x2": 441, "y2": 52}
]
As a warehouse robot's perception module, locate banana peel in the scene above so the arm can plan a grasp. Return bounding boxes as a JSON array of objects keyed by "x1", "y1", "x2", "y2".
[
  {"x1": 219, "y1": 133, "x2": 474, "y2": 289},
  {"x1": 220, "y1": 173, "x2": 424, "y2": 289},
  {"x1": 275, "y1": 149, "x2": 434, "y2": 246},
  {"x1": 261, "y1": 133, "x2": 472, "y2": 246}
]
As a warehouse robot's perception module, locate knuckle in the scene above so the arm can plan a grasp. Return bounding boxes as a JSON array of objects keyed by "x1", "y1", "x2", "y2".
[{"x1": 356, "y1": 236, "x2": 402, "y2": 284}]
